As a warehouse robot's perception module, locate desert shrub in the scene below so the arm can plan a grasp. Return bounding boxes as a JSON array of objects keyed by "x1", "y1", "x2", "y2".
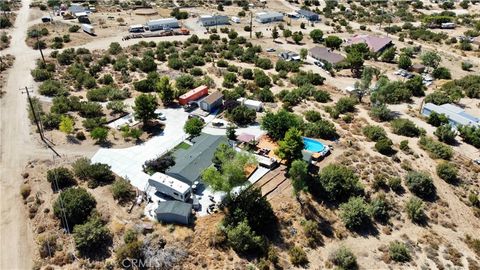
[
  {"x1": 318, "y1": 164, "x2": 363, "y2": 201},
  {"x1": 313, "y1": 90, "x2": 331, "y2": 103},
  {"x1": 340, "y1": 197, "x2": 370, "y2": 230},
  {"x1": 375, "y1": 138, "x2": 394, "y2": 155},
  {"x1": 73, "y1": 215, "x2": 112, "y2": 256},
  {"x1": 20, "y1": 184, "x2": 31, "y2": 199},
  {"x1": 302, "y1": 120, "x2": 337, "y2": 140},
  {"x1": 391, "y1": 118, "x2": 421, "y2": 137},
  {"x1": 304, "y1": 110, "x2": 322, "y2": 122},
  {"x1": 85, "y1": 163, "x2": 115, "y2": 188},
  {"x1": 226, "y1": 220, "x2": 266, "y2": 255},
  {"x1": 329, "y1": 247, "x2": 358, "y2": 270},
  {"x1": 405, "y1": 197, "x2": 426, "y2": 223},
  {"x1": 227, "y1": 105, "x2": 256, "y2": 126},
  {"x1": 427, "y1": 111, "x2": 449, "y2": 127},
  {"x1": 363, "y1": 125, "x2": 387, "y2": 141},
  {"x1": 111, "y1": 178, "x2": 135, "y2": 203},
  {"x1": 457, "y1": 125, "x2": 480, "y2": 148},
  {"x1": 41, "y1": 113, "x2": 61, "y2": 129},
  {"x1": 432, "y1": 67, "x2": 451, "y2": 79},
  {"x1": 434, "y1": 124, "x2": 456, "y2": 144},
  {"x1": 47, "y1": 167, "x2": 76, "y2": 191},
  {"x1": 370, "y1": 193, "x2": 390, "y2": 222},
  {"x1": 288, "y1": 246, "x2": 308, "y2": 266},
  {"x1": 255, "y1": 58, "x2": 273, "y2": 70},
  {"x1": 31, "y1": 68, "x2": 52, "y2": 82},
  {"x1": 436, "y1": 162, "x2": 457, "y2": 183},
  {"x1": 418, "y1": 136, "x2": 453, "y2": 160},
  {"x1": 68, "y1": 25, "x2": 80, "y2": 32},
  {"x1": 335, "y1": 97, "x2": 357, "y2": 114},
  {"x1": 301, "y1": 219, "x2": 322, "y2": 247},
  {"x1": 143, "y1": 152, "x2": 175, "y2": 174},
  {"x1": 388, "y1": 177, "x2": 402, "y2": 192},
  {"x1": 371, "y1": 103, "x2": 394, "y2": 122},
  {"x1": 53, "y1": 187, "x2": 96, "y2": 227},
  {"x1": 39, "y1": 80, "x2": 68, "y2": 97},
  {"x1": 389, "y1": 241, "x2": 411, "y2": 262},
  {"x1": 115, "y1": 240, "x2": 144, "y2": 267},
  {"x1": 405, "y1": 171, "x2": 436, "y2": 199}
]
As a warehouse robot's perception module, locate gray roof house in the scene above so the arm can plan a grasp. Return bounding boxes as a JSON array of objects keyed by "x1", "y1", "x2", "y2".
[
  {"x1": 296, "y1": 9, "x2": 319, "y2": 21},
  {"x1": 199, "y1": 15, "x2": 229, "y2": 27},
  {"x1": 200, "y1": 91, "x2": 223, "y2": 112},
  {"x1": 309, "y1": 46, "x2": 345, "y2": 65},
  {"x1": 155, "y1": 201, "x2": 192, "y2": 225},
  {"x1": 255, "y1": 11, "x2": 284, "y2": 23},
  {"x1": 146, "y1": 18, "x2": 180, "y2": 31},
  {"x1": 166, "y1": 134, "x2": 227, "y2": 184},
  {"x1": 422, "y1": 103, "x2": 480, "y2": 128}
]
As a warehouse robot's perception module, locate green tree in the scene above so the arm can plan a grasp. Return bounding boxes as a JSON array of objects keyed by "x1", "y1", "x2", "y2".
[
  {"x1": 292, "y1": 32, "x2": 303, "y2": 44},
  {"x1": 380, "y1": 46, "x2": 396, "y2": 63},
  {"x1": 436, "y1": 162, "x2": 457, "y2": 183},
  {"x1": 271, "y1": 26, "x2": 279, "y2": 40},
  {"x1": 283, "y1": 29, "x2": 292, "y2": 41},
  {"x1": 261, "y1": 109, "x2": 303, "y2": 140},
  {"x1": 59, "y1": 115, "x2": 74, "y2": 134},
  {"x1": 318, "y1": 164, "x2": 362, "y2": 201},
  {"x1": 370, "y1": 103, "x2": 394, "y2": 122},
  {"x1": 421, "y1": 51, "x2": 441, "y2": 68},
  {"x1": 340, "y1": 197, "x2": 370, "y2": 230},
  {"x1": 300, "y1": 48, "x2": 308, "y2": 60},
  {"x1": 53, "y1": 187, "x2": 96, "y2": 228},
  {"x1": 90, "y1": 127, "x2": 109, "y2": 143},
  {"x1": 156, "y1": 76, "x2": 175, "y2": 105},
  {"x1": 309, "y1": 29, "x2": 323, "y2": 43},
  {"x1": 391, "y1": 118, "x2": 421, "y2": 137},
  {"x1": 405, "y1": 171, "x2": 436, "y2": 199},
  {"x1": 427, "y1": 111, "x2": 449, "y2": 127},
  {"x1": 346, "y1": 51, "x2": 364, "y2": 77},
  {"x1": 226, "y1": 124, "x2": 237, "y2": 140},
  {"x1": 47, "y1": 167, "x2": 76, "y2": 191},
  {"x1": 398, "y1": 54, "x2": 412, "y2": 69},
  {"x1": 276, "y1": 128, "x2": 304, "y2": 165},
  {"x1": 289, "y1": 160, "x2": 309, "y2": 195},
  {"x1": 325, "y1": 35, "x2": 343, "y2": 50},
  {"x1": 73, "y1": 215, "x2": 112, "y2": 257},
  {"x1": 108, "y1": 42, "x2": 122, "y2": 55},
  {"x1": 133, "y1": 94, "x2": 157, "y2": 125},
  {"x1": 227, "y1": 220, "x2": 266, "y2": 255},
  {"x1": 184, "y1": 117, "x2": 204, "y2": 138}
]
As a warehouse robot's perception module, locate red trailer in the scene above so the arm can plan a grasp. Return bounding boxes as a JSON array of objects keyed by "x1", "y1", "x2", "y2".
[{"x1": 179, "y1": 85, "x2": 208, "y2": 105}]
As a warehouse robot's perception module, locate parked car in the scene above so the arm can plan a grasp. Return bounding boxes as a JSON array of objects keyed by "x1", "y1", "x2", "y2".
[
  {"x1": 474, "y1": 159, "x2": 480, "y2": 165},
  {"x1": 183, "y1": 103, "x2": 198, "y2": 112},
  {"x1": 314, "y1": 61, "x2": 325, "y2": 68},
  {"x1": 212, "y1": 122, "x2": 224, "y2": 127},
  {"x1": 266, "y1": 48, "x2": 276, "y2": 52}
]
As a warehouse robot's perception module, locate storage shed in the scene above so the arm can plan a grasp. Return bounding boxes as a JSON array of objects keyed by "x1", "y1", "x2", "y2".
[
  {"x1": 200, "y1": 91, "x2": 223, "y2": 112},
  {"x1": 255, "y1": 11, "x2": 284, "y2": 23},
  {"x1": 179, "y1": 85, "x2": 209, "y2": 105},
  {"x1": 199, "y1": 15, "x2": 229, "y2": 27},
  {"x1": 155, "y1": 201, "x2": 192, "y2": 225},
  {"x1": 296, "y1": 9, "x2": 319, "y2": 21},
  {"x1": 237, "y1": 97, "x2": 263, "y2": 111},
  {"x1": 146, "y1": 18, "x2": 180, "y2": 31}
]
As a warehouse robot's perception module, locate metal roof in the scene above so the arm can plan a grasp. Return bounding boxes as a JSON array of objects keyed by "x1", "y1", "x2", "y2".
[
  {"x1": 199, "y1": 15, "x2": 229, "y2": 22},
  {"x1": 201, "y1": 91, "x2": 223, "y2": 105},
  {"x1": 147, "y1": 18, "x2": 179, "y2": 26},
  {"x1": 345, "y1": 34, "x2": 393, "y2": 53},
  {"x1": 296, "y1": 9, "x2": 318, "y2": 17},
  {"x1": 166, "y1": 134, "x2": 227, "y2": 184},
  {"x1": 255, "y1": 11, "x2": 284, "y2": 20},
  {"x1": 309, "y1": 46, "x2": 345, "y2": 64},
  {"x1": 155, "y1": 201, "x2": 192, "y2": 216},
  {"x1": 423, "y1": 103, "x2": 480, "y2": 126}
]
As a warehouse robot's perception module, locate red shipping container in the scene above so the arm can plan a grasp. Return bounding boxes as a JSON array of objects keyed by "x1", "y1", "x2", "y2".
[{"x1": 178, "y1": 85, "x2": 209, "y2": 105}]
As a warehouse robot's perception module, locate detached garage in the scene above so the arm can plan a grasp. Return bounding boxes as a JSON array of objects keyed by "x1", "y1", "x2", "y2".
[{"x1": 155, "y1": 201, "x2": 192, "y2": 225}]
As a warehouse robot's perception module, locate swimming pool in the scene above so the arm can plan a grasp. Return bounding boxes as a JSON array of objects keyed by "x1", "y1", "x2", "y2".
[{"x1": 303, "y1": 137, "x2": 326, "y2": 152}]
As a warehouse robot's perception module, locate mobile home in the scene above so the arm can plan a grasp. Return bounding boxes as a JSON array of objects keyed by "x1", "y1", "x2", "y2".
[{"x1": 147, "y1": 172, "x2": 191, "y2": 201}]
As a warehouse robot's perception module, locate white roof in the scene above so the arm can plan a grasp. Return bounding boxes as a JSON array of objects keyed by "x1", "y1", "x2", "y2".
[
  {"x1": 129, "y1": 24, "x2": 144, "y2": 28},
  {"x1": 148, "y1": 18, "x2": 178, "y2": 24},
  {"x1": 237, "y1": 97, "x2": 263, "y2": 107},
  {"x1": 423, "y1": 103, "x2": 480, "y2": 126},
  {"x1": 149, "y1": 172, "x2": 190, "y2": 194},
  {"x1": 75, "y1": 11, "x2": 88, "y2": 17}
]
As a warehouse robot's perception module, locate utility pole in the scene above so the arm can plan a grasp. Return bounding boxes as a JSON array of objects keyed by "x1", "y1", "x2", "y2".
[
  {"x1": 249, "y1": 11, "x2": 253, "y2": 39},
  {"x1": 24, "y1": 86, "x2": 44, "y2": 142},
  {"x1": 36, "y1": 32, "x2": 45, "y2": 64}
]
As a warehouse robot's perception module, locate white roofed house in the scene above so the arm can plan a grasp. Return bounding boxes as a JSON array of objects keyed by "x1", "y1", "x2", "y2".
[
  {"x1": 198, "y1": 15, "x2": 229, "y2": 27},
  {"x1": 422, "y1": 103, "x2": 480, "y2": 129},
  {"x1": 255, "y1": 11, "x2": 284, "y2": 23},
  {"x1": 147, "y1": 172, "x2": 191, "y2": 202},
  {"x1": 237, "y1": 97, "x2": 263, "y2": 112},
  {"x1": 146, "y1": 18, "x2": 180, "y2": 31}
]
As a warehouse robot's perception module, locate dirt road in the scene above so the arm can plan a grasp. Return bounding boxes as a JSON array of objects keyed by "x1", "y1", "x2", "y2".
[{"x1": 0, "y1": 0, "x2": 40, "y2": 268}]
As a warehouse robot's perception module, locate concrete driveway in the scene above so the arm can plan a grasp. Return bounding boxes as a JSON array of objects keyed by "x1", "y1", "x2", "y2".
[{"x1": 91, "y1": 108, "x2": 189, "y2": 190}]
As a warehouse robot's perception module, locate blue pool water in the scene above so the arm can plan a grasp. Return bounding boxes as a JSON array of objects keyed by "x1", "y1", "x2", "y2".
[{"x1": 303, "y1": 137, "x2": 326, "y2": 152}]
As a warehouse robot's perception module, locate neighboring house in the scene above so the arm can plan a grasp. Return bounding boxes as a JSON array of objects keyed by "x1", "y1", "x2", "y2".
[
  {"x1": 146, "y1": 18, "x2": 180, "y2": 31},
  {"x1": 422, "y1": 103, "x2": 480, "y2": 128},
  {"x1": 179, "y1": 85, "x2": 209, "y2": 105},
  {"x1": 296, "y1": 9, "x2": 320, "y2": 21},
  {"x1": 237, "y1": 97, "x2": 263, "y2": 111},
  {"x1": 147, "y1": 172, "x2": 191, "y2": 202},
  {"x1": 200, "y1": 91, "x2": 223, "y2": 112},
  {"x1": 198, "y1": 15, "x2": 229, "y2": 27},
  {"x1": 309, "y1": 46, "x2": 345, "y2": 65},
  {"x1": 155, "y1": 201, "x2": 192, "y2": 225},
  {"x1": 166, "y1": 134, "x2": 227, "y2": 184},
  {"x1": 255, "y1": 11, "x2": 284, "y2": 23},
  {"x1": 345, "y1": 34, "x2": 393, "y2": 53}
]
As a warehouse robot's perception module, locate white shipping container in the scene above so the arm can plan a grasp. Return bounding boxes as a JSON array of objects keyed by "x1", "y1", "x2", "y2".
[{"x1": 81, "y1": 24, "x2": 95, "y2": 35}]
